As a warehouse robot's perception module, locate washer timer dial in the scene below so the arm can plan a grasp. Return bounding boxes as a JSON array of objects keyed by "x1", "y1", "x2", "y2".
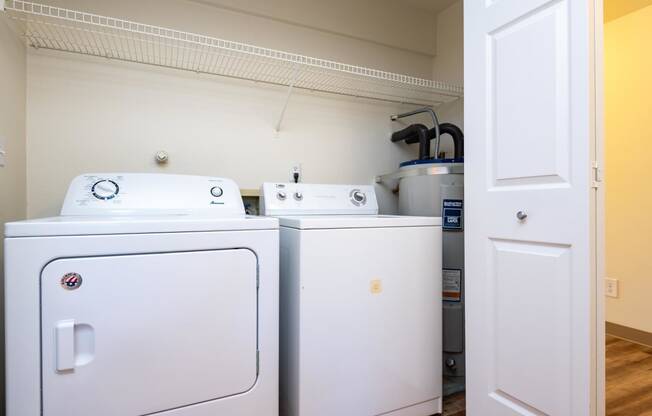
[
  {"x1": 350, "y1": 189, "x2": 367, "y2": 206},
  {"x1": 91, "y1": 179, "x2": 119, "y2": 200}
]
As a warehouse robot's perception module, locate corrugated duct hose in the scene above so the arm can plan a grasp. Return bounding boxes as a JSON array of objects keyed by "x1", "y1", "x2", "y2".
[
  {"x1": 390, "y1": 124, "x2": 432, "y2": 160},
  {"x1": 429, "y1": 123, "x2": 464, "y2": 159}
]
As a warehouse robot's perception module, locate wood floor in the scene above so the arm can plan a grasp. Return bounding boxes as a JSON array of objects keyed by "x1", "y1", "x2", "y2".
[
  {"x1": 442, "y1": 391, "x2": 465, "y2": 416},
  {"x1": 24, "y1": 333, "x2": 650, "y2": 414},
  {"x1": 434, "y1": 335, "x2": 652, "y2": 416},
  {"x1": 606, "y1": 335, "x2": 652, "y2": 415}
]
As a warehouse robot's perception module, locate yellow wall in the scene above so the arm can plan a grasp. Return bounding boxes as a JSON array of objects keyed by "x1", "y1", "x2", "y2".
[
  {"x1": 605, "y1": 5, "x2": 652, "y2": 333},
  {"x1": 605, "y1": 0, "x2": 652, "y2": 22}
]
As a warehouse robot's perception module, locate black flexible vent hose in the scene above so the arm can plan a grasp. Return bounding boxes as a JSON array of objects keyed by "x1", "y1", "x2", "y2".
[
  {"x1": 429, "y1": 123, "x2": 464, "y2": 159},
  {"x1": 391, "y1": 124, "x2": 431, "y2": 160}
]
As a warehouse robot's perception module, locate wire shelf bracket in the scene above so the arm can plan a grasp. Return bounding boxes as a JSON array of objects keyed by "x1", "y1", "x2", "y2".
[
  {"x1": 2, "y1": 0, "x2": 464, "y2": 129},
  {"x1": 275, "y1": 64, "x2": 300, "y2": 132}
]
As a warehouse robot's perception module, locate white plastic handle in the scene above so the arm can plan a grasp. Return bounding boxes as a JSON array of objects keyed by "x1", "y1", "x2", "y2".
[{"x1": 55, "y1": 320, "x2": 75, "y2": 372}]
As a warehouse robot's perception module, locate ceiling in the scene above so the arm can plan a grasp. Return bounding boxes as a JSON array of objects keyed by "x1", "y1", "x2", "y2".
[
  {"x1": 399, "y1": 0, "x2": 460, "y2": 15},
  {"x1": 605, "y1": 0, "x2": 652, "y2": 22},
  {"x1": 187, "y1": 0, "x2": 443, "y2": 55}
]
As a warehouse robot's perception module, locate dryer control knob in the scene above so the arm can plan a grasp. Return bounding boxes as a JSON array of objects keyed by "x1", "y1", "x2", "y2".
[
  {"x1": 91, "y1": 179, "x2": 119, "y2": 200},
  {"x1": 277, "y1": 191, "x2": 287, "y2": 201},
  {"x1": 210, "y1": 186, "x2": 223, "y2": 198},
  {"x1": 294, "y1": 192, "x2": 303, "y2": 201}
]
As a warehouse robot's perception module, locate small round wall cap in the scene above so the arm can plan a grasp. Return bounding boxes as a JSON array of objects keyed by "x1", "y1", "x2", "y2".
[{"x1": 155, "y1": 151, "x2": 169, "y2": 164}]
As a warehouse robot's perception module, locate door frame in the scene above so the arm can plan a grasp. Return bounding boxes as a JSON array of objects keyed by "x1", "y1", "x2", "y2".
[{"x1": 592, "y1": 0, "x2": 606, "y2": 415}]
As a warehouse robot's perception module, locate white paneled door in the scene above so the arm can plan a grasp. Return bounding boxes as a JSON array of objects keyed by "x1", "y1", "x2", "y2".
[{"x1": 465, "y1": 0, "x2": 602, "y2": 415}]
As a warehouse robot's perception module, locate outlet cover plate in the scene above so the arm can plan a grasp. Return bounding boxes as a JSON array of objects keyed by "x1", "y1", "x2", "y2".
[{"x1": 605, "y1": 278, "x2": 619, "y2": 298}]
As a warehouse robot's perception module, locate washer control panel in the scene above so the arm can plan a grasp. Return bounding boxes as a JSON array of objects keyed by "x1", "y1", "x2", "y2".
[
  {"x1": 61, "y1": 173, "x2": 245, "y2": 216},
  {"x1": 260, "y1": 183, "x2": 378, "y2": 215}
]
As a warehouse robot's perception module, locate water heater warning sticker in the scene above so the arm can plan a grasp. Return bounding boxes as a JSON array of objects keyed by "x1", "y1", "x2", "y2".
[
  {"x1": 442, "y1": 269, "x2": 461, "y2": 302},
  {"x1": 442, "y1": 199, "x2": 463, "y2": 230}
]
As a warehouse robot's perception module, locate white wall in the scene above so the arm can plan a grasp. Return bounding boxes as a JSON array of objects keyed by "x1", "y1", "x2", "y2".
[
  {"x1": 25, "y1": 0, "x2": 457, "y2": 217},
  {"x1": 432, "y1": 1, "x2": 463, "y2": 87},
  {"x1": 27, "y1": 51, "x2": 419, "y2": 217},
  {"x1": 432, "y1": 1, "x2": 464, "y2": 155},
  {"x1": 185, "y1": 0, "x2": 440, "y2": 56},
  {"x1": 0, "y1": 16, "x2": 27, "y2": 412}
]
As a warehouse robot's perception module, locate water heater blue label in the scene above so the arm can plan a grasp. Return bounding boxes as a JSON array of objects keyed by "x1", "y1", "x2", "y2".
[{"x1": 442, "y1": 199, "x2": 463, "y2": 230}]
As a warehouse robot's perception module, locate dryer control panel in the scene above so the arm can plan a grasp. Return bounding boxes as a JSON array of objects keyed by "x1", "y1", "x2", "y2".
[
  {"x1": 260, "y1": 183, "x2": 379, "y2": 216},
  {"x1": 61, "y1": 173, "x2": 245, "y2": 216}
]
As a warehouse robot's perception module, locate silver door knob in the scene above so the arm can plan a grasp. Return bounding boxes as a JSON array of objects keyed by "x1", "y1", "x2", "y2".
[{"x1": 516, "y1": 211, "x2": 528, "y2": 221}]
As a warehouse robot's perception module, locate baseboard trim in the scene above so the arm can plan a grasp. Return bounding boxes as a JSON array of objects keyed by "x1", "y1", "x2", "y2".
[{"x1": 606, "y1": 322, "x2": 652, "y2": 347}]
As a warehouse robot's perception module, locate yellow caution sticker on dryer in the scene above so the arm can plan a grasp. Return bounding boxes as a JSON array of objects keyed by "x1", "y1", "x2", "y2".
[{"x1": 370, "y1": 279, "x2": 383, "y2": 294}]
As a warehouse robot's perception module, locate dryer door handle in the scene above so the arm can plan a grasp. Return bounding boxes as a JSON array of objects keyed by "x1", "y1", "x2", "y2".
[{"x1": 55, "y1": 319, "x2": 76, "y2": 372}]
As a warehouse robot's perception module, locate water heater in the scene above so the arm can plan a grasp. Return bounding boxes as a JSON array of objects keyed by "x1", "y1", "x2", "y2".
[
  {"x1": 381, "y1": 111, "x2": 465, "y2": 395},
  {"x1": 396, "y1": 160, "x2": 465, "y2": 395}
]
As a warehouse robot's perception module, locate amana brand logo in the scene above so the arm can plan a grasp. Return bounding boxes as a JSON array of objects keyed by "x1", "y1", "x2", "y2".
[{"x1": 60, "y1": 273, "x2": 83, "y2": 290}]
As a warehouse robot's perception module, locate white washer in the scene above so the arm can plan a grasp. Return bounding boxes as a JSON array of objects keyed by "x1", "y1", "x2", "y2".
[
  {"x1": 261, "y1": 183, "x2": 442, "y2": 416},
  {"x1": 5, "y1": 173, "x2": 279, "y2": 416}
]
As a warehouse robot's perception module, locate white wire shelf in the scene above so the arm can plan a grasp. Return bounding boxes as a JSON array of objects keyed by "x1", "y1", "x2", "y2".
[{"x1": 2, "y1": 0, "x2": 463, "y2": 107}]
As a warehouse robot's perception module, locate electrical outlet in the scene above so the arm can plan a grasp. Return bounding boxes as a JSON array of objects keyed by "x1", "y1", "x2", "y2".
[
  {"x1": 605, "y1": 278, "x2": 619, "y2": 298},
  {"x1": 290, "y1": 164, "x2": 302, "y2": 183}
]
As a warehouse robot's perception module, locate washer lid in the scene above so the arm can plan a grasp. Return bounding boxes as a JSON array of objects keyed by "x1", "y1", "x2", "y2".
[
  {"x1": 277, "y1": 215, "x2": 441, "y2": 230},
  {"x1": 4, "y1": 215, "x2": 278, "y2": 237}
]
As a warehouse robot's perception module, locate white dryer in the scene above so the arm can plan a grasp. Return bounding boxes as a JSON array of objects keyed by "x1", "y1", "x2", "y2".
[
  {"x1": 261, "y1": 183, "x2": 442, "y2": 416},
  {"x1": 4, "y1": 173, "x2": 279, "y2": 416}
]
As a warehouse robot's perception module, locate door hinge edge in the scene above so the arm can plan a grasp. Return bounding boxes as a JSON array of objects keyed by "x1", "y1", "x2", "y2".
[{"x1": 592, "y1": 161, "x2": 603, "y2": 188}]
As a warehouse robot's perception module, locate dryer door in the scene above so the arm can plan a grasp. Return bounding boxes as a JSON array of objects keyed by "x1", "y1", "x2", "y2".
[{"x1": 41, "y1": 249, "x2": 258, "y2": 416}]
